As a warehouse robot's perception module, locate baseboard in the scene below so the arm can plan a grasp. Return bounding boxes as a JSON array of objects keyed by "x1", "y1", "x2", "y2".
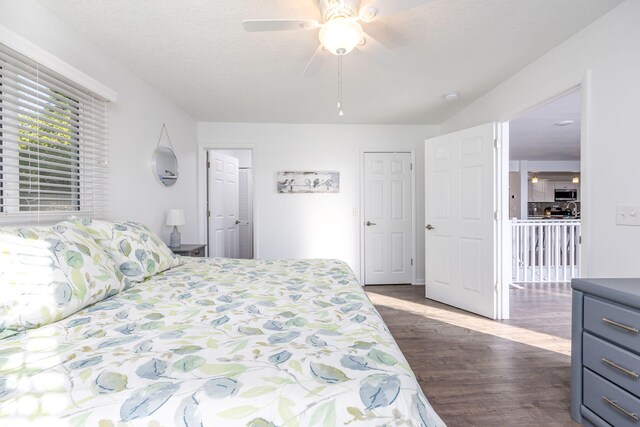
[{"x1": 413, "y1": 280, "x2": 425, "y2": 285}]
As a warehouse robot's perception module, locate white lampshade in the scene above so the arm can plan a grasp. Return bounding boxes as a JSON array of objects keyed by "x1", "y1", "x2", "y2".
[
  {"x1": 166, "y1": 209, "x2": 185, "y2": 226},
  {"x1": 319, "y1": 18, "x2": 363, "y2": 55}
]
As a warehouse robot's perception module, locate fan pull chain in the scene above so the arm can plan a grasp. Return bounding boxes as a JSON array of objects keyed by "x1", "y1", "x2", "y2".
[{"x1": 337, "y1": 54, "x2": 344, "y2": 116}]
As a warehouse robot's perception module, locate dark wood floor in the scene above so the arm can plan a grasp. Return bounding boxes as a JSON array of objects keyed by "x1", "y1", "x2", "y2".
[{"x1": 365, "y1": 283, "x2": 575, "y2": 426}]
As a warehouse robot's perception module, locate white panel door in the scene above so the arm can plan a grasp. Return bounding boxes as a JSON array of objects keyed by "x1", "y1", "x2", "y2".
[
  {"x1": 364, "y1": 152, "x2": 412, "y2": 284},
  {"x1": 208, "y1": 151, "x2": 239, "y2": 258},
  {"x1": 425, "y1": 123, "x2": 497, "y2": 318}
]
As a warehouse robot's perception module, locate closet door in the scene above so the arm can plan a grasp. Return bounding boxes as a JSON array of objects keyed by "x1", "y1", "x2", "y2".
[{"x1": 363, "y1": 152, "x2": 413, "y2": 285}]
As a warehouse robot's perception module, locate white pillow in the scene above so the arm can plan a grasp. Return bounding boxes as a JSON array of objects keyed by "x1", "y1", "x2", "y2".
[
  {"x1": 62, "y1": 218, "x2": 181, "y2": 282},
  {"x1": 0, "y1": 225, "x2": 129, "y2": 332}
]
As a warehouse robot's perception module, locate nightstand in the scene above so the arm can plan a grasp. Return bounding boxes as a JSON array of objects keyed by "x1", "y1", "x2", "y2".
[{"x1": 170, "y1": 244, "x2": 206, "y2": 257}]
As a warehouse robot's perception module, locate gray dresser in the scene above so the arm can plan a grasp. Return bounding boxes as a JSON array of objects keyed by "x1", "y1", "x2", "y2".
[{"x1": 572, "y1": 278, "x2": 640, "y2": 426}]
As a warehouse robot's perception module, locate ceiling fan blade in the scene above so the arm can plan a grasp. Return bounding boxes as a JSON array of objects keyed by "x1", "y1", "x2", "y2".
[
  {"x1": 356, "y1": 33, "x2": 394, "y2": 65},
  {"x1": 359, "y1": 0, "x2": 435, "y2": 22},
  {"x1": 242, "y1": 19, "x2": 320, "y2": 32},
  {"x1": 303, "y1": 45, "x2": 328, "y2": 77}
]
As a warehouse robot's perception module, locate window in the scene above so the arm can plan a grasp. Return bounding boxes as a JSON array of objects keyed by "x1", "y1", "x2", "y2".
[{"x1": 0, "y1": 43, "x2": 107, "y2": 222}]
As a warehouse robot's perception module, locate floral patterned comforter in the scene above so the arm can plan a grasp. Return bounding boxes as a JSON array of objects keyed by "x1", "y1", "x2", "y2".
[{"x1": 0, "y1": 257, "x2": 445, "y2": 427}]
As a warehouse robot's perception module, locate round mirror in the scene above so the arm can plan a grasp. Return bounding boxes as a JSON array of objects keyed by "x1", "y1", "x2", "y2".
[{"x1": 153, "y1": 147, "x2": 178, "y2": 187}]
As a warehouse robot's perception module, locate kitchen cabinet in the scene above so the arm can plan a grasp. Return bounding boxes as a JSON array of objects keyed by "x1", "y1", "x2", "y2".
[
  {"x1": 528, "y1": 180, "x2": 547, "y2": 202},
  {"x1": 554, "y1": 181, "x2": 572, "y2": 190},
  {"x1": 544, "y1": 181, "x2": 556, "y2": 202}
]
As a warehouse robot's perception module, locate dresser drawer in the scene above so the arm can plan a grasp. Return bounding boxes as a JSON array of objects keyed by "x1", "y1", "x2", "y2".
[
  {"x1": 585, "y1": 296, "x2": 640, "y2": 354},
  {"x1": 584, "y1": 332, "x2": 640, "y2": 396},
  {"x1": 584, "y1": 368, "x2": 640, "y2": 427}
]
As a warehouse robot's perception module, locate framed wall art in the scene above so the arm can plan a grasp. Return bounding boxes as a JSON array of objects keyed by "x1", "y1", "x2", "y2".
[{"x1": 276, "y1": 171, "x2": 340, "y2": 193}]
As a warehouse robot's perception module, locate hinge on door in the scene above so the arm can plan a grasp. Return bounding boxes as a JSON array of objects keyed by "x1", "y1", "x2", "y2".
[
  {"x1": 207, "y1": 161, "x2": 210, "y2": 169},
  {"x1": 494, "y1": 138, "x2": 501, "y2": 149},
  {"x1": 411, "y1": 258, "x2": 413, "y2": 266},
  {"x1": 494, "y1": 210, "x2": 502, "y2": 220},
  {"x1": 207, "y1": 210, "x2": 211, "y2": 218},
  {"x1": 579, "y1": 235, "x2": 582, "y2": 244},
  {"x1": 410, "y1": 163, "x2": 413, "y2": 171}
]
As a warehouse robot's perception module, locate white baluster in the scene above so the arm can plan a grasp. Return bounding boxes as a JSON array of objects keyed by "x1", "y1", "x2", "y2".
[{"x1": 510, "y1": 220, "x2": 581, "y2": 284}]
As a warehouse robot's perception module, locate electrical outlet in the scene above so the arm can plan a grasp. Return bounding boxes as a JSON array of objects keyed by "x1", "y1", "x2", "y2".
[{"x1": 616, "y1": 205, "x2": 640, "y2": 226}]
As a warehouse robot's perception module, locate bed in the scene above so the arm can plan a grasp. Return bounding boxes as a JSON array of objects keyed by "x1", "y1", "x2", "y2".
[{"x1": 0, "y1": 220, "x2": 445, "y2": 426}]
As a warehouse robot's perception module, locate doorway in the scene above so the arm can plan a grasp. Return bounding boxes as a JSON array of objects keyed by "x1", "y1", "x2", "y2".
[
  {"x1": 508, "y1": 87, "x2": 583, "y2": 324},
  {"x1": 207, "y1": 149, "x2": 254, "y2": 259},
  {"x1": 362, "y1": 151, "x2": 415, "y2": 285},
  {"x1": 423, "y1": 83, "x2": 588, "y2": 321}
]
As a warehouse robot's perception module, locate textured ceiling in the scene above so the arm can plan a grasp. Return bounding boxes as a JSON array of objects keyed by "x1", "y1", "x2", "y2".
[
  {"x1": 510, "y1": 89, "x2": 581, "y2": 161},
  {"x1": 36, "y1": 0, "x2": 622, "y2": 124}
]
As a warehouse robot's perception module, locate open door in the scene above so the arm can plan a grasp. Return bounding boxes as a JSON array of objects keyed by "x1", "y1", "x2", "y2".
[
  {"x1": 425, "y1": 122, "x2": 508, "y2": 319},
  {"x1": 208, "y1": 151, "x2": 240, "y2": 258}
]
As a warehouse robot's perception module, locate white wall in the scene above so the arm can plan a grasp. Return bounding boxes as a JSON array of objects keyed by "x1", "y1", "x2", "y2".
[
  {"x1": 0, "y1": 0, "x2": 198, "y2": 243},
  {"x1": 441, "y1": 0, "x2": 640, "y2": 277},
  {"x1": 509, "y1": 160, "x2": 581, "y2": 173},
  {"x1": 198, "y1": 123, "x2": 439, "y2": 282}
]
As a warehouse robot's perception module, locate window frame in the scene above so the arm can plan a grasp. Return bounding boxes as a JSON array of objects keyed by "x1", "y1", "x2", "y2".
[{"x1": 0, "y1": 42, "x2": 110, "y2": 223}]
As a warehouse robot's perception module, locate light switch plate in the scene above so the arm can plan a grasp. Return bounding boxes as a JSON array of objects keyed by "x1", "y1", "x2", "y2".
[{"x1": 616, "y1": 205, "x2": 640, "y2": 226}]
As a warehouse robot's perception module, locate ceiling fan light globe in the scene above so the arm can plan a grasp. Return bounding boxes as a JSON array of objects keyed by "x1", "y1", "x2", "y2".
[{"x1": 319, "y1": 18, "x2": 363, "y2": 55}]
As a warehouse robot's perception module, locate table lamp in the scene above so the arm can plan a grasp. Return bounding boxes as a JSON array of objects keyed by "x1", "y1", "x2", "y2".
[{"x1": 166, "y1": 209, "x2": 185, "y2": 248}]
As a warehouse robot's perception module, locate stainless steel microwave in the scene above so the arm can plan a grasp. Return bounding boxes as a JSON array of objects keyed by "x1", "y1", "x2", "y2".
[{"x1": 555, "y1": 189, "x2": 577, "y2": 201}]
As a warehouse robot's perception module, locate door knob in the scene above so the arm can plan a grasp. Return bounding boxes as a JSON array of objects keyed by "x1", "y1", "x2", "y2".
[
  {"x1": 426, "y1": 224, "x2": 435, "y2": 230},
  {"x1": 366, "y1": 221, "x2": 377, "y2": 226},
  {"x1": 235, "y1": 220, "x2": 241, "y2": 225}
]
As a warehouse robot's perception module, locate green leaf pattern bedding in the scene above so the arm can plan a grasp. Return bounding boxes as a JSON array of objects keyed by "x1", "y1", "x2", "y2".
[{"x1": 0, "y1": 257, "x2": 445, "y2": 426}]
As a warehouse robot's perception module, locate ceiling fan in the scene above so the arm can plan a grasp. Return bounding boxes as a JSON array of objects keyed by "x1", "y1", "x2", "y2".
[{"x1": 243, "y1": 0, "x2": 434, "y2": 77}]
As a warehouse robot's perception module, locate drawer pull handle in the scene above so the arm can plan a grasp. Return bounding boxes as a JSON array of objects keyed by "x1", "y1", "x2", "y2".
[
  {"x1": 603, "y1": 317, "x2": 640, "y2": 334},
  {"x1": 602, "y1": 357, "x2": 640, "y2": 379},
  {"x1": 602, "y1": 396, "x2": 639, "y2": 422}
]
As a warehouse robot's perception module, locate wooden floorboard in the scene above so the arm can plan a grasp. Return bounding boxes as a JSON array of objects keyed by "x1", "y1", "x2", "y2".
[{"x1": 365, "y1": 283, "x2": 575, "y2": 426}]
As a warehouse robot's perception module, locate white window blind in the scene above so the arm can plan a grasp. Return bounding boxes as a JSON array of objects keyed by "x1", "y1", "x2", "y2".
[{"x1": 0, "y1": 43, "x2": 107, "y2": 223}]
